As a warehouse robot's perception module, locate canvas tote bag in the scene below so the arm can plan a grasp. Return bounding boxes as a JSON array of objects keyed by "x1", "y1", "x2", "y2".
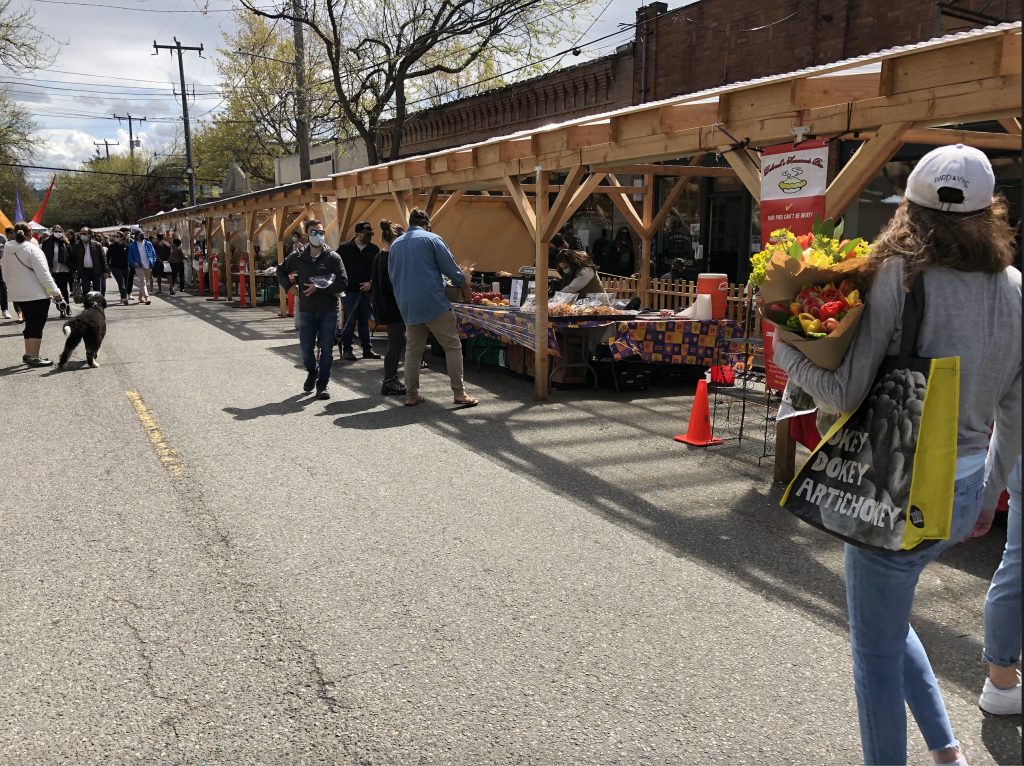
[{"x1": 781, "y1": 276, "x2": 960, "y2": 552}]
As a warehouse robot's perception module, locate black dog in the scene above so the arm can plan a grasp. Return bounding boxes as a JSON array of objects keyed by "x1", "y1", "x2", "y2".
[{"x1": 59, "y1": 290, "x2": 107, "y2": 368}]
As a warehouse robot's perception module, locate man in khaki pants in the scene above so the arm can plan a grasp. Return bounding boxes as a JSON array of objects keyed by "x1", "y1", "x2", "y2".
[{"x1": 387, "y1": 208, "x2": 478, "y2": 408}]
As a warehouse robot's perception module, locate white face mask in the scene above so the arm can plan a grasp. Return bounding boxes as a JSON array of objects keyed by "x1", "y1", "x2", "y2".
[
  {"x1": 79, "y1": 234, "x2": 89, "y2": 243},
  {"x1": 309, "y1": 232, "x2": 325, "y2": 246},
  {"x1": 54, "y1": 232, "x2": 64, "y2": 240}
]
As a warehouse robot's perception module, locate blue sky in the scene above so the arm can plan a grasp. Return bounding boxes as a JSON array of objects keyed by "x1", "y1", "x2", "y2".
[{"x1": 14, "y1": 0, "x2": 650, "y2": 183}]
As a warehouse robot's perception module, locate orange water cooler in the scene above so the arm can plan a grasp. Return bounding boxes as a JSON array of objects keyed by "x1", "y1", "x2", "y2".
[{"x1": 696, "y1": 273, "x2": 728, "y2": 320}]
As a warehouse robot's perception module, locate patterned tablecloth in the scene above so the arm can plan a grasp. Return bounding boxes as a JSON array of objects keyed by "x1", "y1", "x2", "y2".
[
  {"x1": 607, "y1": 319, "x2": 742, "y2": 365},
  {"x1": 454, "y1": 304, "x2": 741, "y2": 366}
]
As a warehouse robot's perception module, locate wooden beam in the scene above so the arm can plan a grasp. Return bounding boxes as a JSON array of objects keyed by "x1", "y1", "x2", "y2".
[
  {"x1": 825, "y1": 121, "x2": 911, "y2": 219},
  {"x1": 253, "y1": 213, "x2": 276, "y2": 237},
  {"x1": 603, "y1": 174, "x2": 646, "y2": 237},
  {"x1": 429, "y1": 190, "x2": 465, "y2": 227},
  {"x1": 541, "y1": 172, "x2": 607, "y2": 244},
  {"x1": 720, "y1": 148, "x2": 761, "y2": 202},
  {"x1": 245, "y1": 209, "x2": 257, "y2": 309},
  {"x1": 281, "y1": 209, "x2": 311, "y2": 240},
  {"x1": 391, "y1": 190, "x2": 410, "y2": 222},
  {"x1": 503, "y1": 175, "x2": 537, "y2": 240},
  {"x1": 900, "y1": 126, "x2": 1022, "y2": 151},
  {"x1": 999, "y1": 117, "x2": 1022, "y2": 135},
  {"x1": 539, "y1": 165, "x2": 585, "y2": 244},
  {"x1": 645, "y1": 171, "x2": 695, "y2": 238},
  {"x1": 337, "y1": 197, "x2": 356, "y2": 239},
  {"x1": 790, "y1": 73, "x2": 881, "y2": 110},
  {"x1": 423, "y1": 186, "x2": 439, "y2": 215},
  {"x1": 594, "y1": 164, "x2": 734, "y2": 177}
]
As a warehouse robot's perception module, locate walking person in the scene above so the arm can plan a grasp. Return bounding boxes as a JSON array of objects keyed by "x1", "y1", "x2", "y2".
[
  {"x1": 0, "y1": 226, "x2": 9, "y2": 320},
  {"x1": 388, "y1": 208, "x2": 477, "y2": 409},
  {"x1": 1, "y1": 222, "x2": 66, "y2": 367},
  {"x1": 169, "y1": 236, "x2": 185, "y2": 294},
  {"x1": 337, "y1": 221, "x2": 381, "y2": 361},
  {"x1": 41, "y1": 225, "x2": 74, "y2": 315},
  {"x1": 276, "y1": 220, "x2": 347, "y2": 400},
  {"x1": 772, "y1": 145, "x2": 1021, "y2": 765},
  {"x1": 72, "y1": 227, "x2": 108, "y2": 297},
  {"x1": 106, "y1": 231, "x2": 131, "y2": 305},
  {"x1": 372, "y1": 219, "x2": 408, "y2": 396},
  {"x1": 153, "y1": 231, "x2": 172, "y2": 295},
  {"x1": 127, "y1": 230, "x2": 156, "y2": 305},
  {"x1": 3, "y1": 226, "x2": 21, "y2": 321},
  {"x1": 970, "y1": 455, "x2": 1022, "y2": 715}
]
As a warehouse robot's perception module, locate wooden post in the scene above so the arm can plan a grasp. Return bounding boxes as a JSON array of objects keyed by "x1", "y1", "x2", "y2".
[
  {"x1": 534, "y1": 166, "x2": 549, "y2": 400},
  {"x1": 246, "y1": 210, "x2": 257, "y2": 309},
  {"x1": 638, "y1": 173, "x2": 655, "y2": 300},
  {"x1": 274, "y1": 207, "x2": 287, "y2": 317},
  {"x1": 221, "y1": 218, "x2": 233, "y2": 302}
]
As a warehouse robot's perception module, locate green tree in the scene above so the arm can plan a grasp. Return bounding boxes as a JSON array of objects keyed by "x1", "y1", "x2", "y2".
[
  {"x1": 192, "y1": 12, "x2": 338, "y2": 184},
  {"x1": 241, "y1": 0, "x2": 593, "y2": 165}
]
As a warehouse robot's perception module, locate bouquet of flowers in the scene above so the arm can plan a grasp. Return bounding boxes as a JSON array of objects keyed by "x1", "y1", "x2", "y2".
[{"x1": 752, "y1": 218, "x2": 873, "y2": 370}]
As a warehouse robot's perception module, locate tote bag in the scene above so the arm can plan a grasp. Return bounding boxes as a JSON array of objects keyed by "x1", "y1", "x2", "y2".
[{"x1": 781, "y1": 277, "x2": 960, "y2": 552}]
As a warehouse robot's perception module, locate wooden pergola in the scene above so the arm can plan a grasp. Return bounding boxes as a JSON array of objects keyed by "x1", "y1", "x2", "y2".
[{"x1": 142, "y1": 23, "x2": 1021, "y2": 423}]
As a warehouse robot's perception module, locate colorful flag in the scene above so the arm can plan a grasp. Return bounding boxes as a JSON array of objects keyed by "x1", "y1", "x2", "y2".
[{"x1": 31, "y1": 176, "x2": 56, "y2": 224}]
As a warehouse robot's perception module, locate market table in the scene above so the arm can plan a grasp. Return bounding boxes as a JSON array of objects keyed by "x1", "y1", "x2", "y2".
[{"x1": 452, "y1": 303, "x2": 743, "y2": 387}]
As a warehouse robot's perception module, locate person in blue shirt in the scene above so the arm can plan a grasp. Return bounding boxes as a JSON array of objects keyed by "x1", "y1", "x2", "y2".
[
  {"x1": 127, "y1": 230, "x2": 157, "y2": 305},
  {"x1": 388, "y1": 208, "x2": 478, "y2": 408}
]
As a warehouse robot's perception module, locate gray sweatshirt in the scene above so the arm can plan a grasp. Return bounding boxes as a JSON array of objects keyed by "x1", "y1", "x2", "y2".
[{"x1": 774, "y1": 256, "x2": 1021, "y2": 509}]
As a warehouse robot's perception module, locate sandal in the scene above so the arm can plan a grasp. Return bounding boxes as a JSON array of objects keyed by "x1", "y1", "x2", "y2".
[
  {"x1": 404, "y1": 395, "x2": 426, "y2": 407},
  {"x1": 452, "y1": 396, "x2": 479, "y2": 409}
]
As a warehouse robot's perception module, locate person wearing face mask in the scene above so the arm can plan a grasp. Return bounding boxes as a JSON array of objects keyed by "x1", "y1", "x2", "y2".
[
  {"x1": 41, "y1": 225, "x2": 74, "y2": 316},
  {"x1": 127, "y1": 229, "x2": 157, "y2": 305},
  {"x1": 336, "y1": 221, "x2": 382, "y2": 361},
  {"x1": 72, "y1": 226, "x2": 108, "y2": 298},
  {"x1": 106, "y1": 231, "x2": 131, "y2": 305},
  {"x1": 276, "y1": 219, "x2": 348, "y2": 400}
]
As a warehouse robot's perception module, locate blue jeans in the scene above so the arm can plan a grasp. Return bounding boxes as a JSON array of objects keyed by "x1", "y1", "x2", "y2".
[
  {"x1": 984, "y1": 457, "x2": 1022, "y2": 668},
  {"x1": 340, "y1": 291, "x2": 372, "y2": 353},
  {"x1": 297, "y1": 310, "x2": 338, "y2": 386},
  {"x1": 844, "y1": 467, "x2": 984, "y2": 765}
]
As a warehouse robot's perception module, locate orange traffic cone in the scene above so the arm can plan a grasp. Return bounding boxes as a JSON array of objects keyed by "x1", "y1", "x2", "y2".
[
  {"x1": 286, "y1": 288, "x2": 295, "y2": 317},
  {"x1": 674, "y1": 379, "x2": 723, "y2": 447}
]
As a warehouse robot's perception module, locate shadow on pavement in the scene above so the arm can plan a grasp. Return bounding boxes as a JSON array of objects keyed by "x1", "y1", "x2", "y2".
[{"x1": 224, "y1": 392, "x2": 317, "y2": 421}]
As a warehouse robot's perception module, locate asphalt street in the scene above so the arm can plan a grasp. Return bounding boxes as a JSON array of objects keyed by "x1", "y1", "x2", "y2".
[{"x1": 0, "y1": 290, "x2": 1019, "y2": 765}]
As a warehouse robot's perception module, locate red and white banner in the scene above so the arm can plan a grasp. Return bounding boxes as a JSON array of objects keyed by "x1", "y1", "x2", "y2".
[
  {"x1": 759, "y1": 139, "x2": 829, "y2": 392},
  {"x1": 759, "y1": 139, "x2": 828, "y2": 246}
]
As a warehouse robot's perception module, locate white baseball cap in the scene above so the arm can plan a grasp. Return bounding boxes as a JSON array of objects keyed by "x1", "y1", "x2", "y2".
[{"x1": 904, "y1": 144, "x2": 995, "y2": 213}]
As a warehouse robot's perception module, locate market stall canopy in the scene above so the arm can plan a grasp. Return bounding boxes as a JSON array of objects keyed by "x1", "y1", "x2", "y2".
[{"x1": 0, "y1": 209, "x2": 12, "y2": 231}]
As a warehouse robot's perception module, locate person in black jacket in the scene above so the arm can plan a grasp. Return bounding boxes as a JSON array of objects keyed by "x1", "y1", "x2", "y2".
[
  {"x1": 72, "y1": 227, "x2": 108, "y2": 297},
  {"x1": 336, "y1": 221, "x2": 381, "y2": 361},
  {"x1": 106, "y1": 231, "x2": 131, "y2": 305},
  {"x1": 372, "y1": 219, "x2": 409, "y2": 396},
  {"x1": 41, "y1": 225, "x2": 74, "y2": 316},
  {"x1": 276, "y1": 219, "x2": 348, "y2": 400}
]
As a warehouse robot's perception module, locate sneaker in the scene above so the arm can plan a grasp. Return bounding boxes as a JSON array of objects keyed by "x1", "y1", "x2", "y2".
[
  {"x1": 381, "y1": 378, "x2": 407, "y2": 396},
  {"x1": 316, "y1": 383, "x2": 330, "y2": 400},
  {"x1": 362, "y1": 350, "x2": 382, "y2": 359},
  {"x1": 342, "y1": 351, "x2": 358, "y2": 361},
  {"x1": 303, "y1": 371, "x2": 317, "y2": 392},
  {"x1": 25, "y1": 356, "x2": 54, "y2": 368},
  {"x1": 980, "y1": 673, "x2": 1022, "y2": 715},
  {"x1": 1, "y1": 310, "x2": 9, "y2": 319}
]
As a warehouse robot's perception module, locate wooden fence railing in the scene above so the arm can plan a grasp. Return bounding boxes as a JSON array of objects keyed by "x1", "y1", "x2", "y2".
[{"x1": 601, "y1": 274, "x2": 761, "y2": 338}]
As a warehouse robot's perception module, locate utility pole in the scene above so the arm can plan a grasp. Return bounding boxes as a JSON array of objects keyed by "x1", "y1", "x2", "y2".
[
  {"x1": 291, "y1": 0, "x2": 311, "y2": 180},
  {"x1": 114, "y1": 113, "x2": 147, "y2": 170},
  {"x1": 153, "y1": 37, "x2": 204, "y2": 206},
  {"x1": 94, "y1": 139, "x2": 119, "y2": 159}
]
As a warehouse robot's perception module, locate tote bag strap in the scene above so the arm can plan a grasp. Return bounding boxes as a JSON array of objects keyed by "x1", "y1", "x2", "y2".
[{"x1": 897, "y1": 274, "x2": 927, "y2": 366}]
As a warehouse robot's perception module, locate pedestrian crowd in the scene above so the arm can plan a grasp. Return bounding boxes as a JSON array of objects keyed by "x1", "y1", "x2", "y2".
[{"x1": 0, "y1": 223, "x2": 186, "y2": 366}]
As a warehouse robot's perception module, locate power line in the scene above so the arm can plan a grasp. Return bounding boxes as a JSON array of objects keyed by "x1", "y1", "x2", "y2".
[
  {"x1": 0, "y1": 162, "x2": 220, "y2": 183},
  {"x1": 1, "y1": 80, "x2": 222, "y2": 96},
  {"x1": 31, "y1": 0, "x2": 276, "y2": 13},
  {"x1": 24, "y1": 67, "x2": 219, "y2": 88}
]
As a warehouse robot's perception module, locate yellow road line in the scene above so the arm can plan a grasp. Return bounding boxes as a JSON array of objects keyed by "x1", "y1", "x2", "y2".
[{"x1": 125, "y1": 390, "x2": 185, "y2": 478}]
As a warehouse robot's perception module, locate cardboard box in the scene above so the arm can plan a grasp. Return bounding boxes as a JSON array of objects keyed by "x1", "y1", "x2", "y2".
[{"x1": 507, "y1": 343, "x2": 588, "y2": 384}]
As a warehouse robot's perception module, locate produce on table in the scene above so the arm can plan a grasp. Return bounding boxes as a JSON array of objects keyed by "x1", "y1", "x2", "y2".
[
  {"x1": 469, "y1": 291, "x2": 510, "y2": 306},
  {"x1": 765, "y1": 280, "x2": 862, "y2": 339},
  {"x1": 548, "y1": 303, "x2": 620, "y2": 317}
]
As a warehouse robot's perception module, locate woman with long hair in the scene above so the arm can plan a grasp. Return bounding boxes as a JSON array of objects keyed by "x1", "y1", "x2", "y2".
[
  {"x1": 372, "y1": 219, "x2": 408, "y2": 396},
  {"x1": 555, "y1": 248, "x2": 605, "y2": 297},
  {"x1": 1, "y1": 222, "x2": 67, "y2": 367},
  {"x1": 773, "y1": 145, "x2": 1020, "y2": 765}
]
